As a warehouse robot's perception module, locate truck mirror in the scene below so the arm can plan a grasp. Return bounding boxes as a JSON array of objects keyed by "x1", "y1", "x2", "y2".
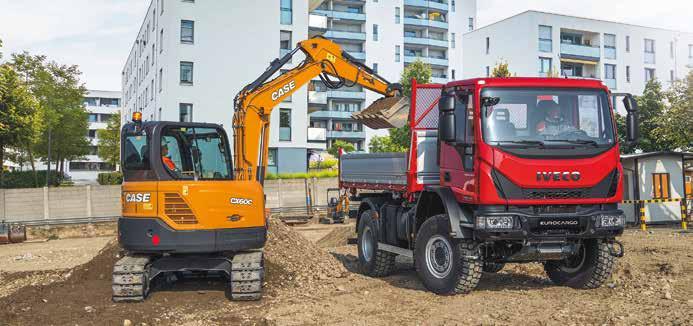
[
  {"x1": 439, "y1": 112, "x2": 456, "y2": 142},
  {"x1": 622, "y1": 94, "x2": 639, "y2": 143}
]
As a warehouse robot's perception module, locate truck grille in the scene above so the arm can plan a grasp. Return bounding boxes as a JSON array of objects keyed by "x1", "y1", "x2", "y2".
[
  {"x1": 524, "y1": 189, "x2": 589, "y2": 200},
  {"x1": 164, "y1": 193, "x2": 198, "y2": 224}
]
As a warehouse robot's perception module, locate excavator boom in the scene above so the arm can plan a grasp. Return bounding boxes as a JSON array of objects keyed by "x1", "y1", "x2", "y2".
[{"x1": 232, "y1": 36, "x2": 405, "y2": 181}]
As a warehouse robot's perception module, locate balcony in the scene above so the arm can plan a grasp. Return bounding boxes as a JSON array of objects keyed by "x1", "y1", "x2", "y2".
[
  {"x1": 604, "y1": 78, "x2": 616, "y2": 90},
  {"x1": 560, "y1": 43, "x2": 600, "y2": 61},
  {"x1": 310, "y1": 110, "x2": 354, "y2": 119},
  {"x1": 326, "y1": 90, "x2": 366, "y2": 99},
  {"x1": 308, "y1": 14, "x2": 328, "y2": 30},
  {"x1": 404, "y1": 55, "x2": 448, "y2": 66},
  {"x1": 307, "y1": 127, "x2": 327, "y2": 142},
  {"x1": 403, "y1": 17, "x2": 448, "y2": 29},
  {"x1": 404, "y1": 36, "x2": 448, "y2": 48},
  {"x1": 312, "y1": 9, "x2": 366, "y2": 21},
  {"x1": 324, "y1": 30, "x2": 366, "y2": 41},
  {"x1": 644, "y1": 52, "x2": 656, "y2": 64},
  {"x1": 404, "y1": 0, "x2": 448, "y2": 11},
  {"x1": 347, "y1": 51, "x2": 366, "y2": 60},
  {"x1": 431, "y1": 76, "x2": 448, "y2": 84},
  {"x1": 309, "y1": 91, "x2": 327, "y2": 105},
  {"x1": 327, "y1": 130, "x2": 366, "y2": 139}
]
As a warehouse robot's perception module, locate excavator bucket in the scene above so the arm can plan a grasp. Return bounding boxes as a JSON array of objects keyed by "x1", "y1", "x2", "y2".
[{"x1": 352, "y1": 96, "x2": 409, "y2": 129}]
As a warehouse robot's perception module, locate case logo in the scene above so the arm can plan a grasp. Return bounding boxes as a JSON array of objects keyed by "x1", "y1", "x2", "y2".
[
  {"x1": 230, "y1": 197, "x2": 253, "y2": 205},
  {"x1": 271, "y1": 80, "x2": 296, "y2": 101},
  {"x1": 536, "y1": 171, "x2": 581, "y2": 181},
  {"x1": 125, "y1": 193, "x2": 151, "y2": 203}
]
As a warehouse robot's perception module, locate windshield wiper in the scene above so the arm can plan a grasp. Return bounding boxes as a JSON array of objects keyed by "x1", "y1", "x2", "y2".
[
  {"x1": 544, "y1": 139, "x2": 600, "y2": 147},
  {"x1": 492, "y1": 140, "x2": 545, "y2": 148}
]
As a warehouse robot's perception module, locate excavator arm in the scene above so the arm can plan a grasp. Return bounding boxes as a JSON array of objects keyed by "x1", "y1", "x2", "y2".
[{"x1": 232, "y1": 36, "x2": 403, "y2": 181}]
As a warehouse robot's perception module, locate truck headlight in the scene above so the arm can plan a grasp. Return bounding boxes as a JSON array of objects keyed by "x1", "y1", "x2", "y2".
[
  {"x1": 597, "y1": 214, "x2": 624, "y2": 228},
  {"x1": 476, "y1": 215, "x2": 515, "y2": 230}
]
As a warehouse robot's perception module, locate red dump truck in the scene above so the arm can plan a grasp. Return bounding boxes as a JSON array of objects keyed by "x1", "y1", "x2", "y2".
[{"x1": 342, "y1": 77, "x2": 638, "y2": 294}]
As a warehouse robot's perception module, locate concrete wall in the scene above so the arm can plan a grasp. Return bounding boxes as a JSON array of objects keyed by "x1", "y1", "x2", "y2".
[{"x1": 0, "y1": 179, "x2": 339, "y2": 222}]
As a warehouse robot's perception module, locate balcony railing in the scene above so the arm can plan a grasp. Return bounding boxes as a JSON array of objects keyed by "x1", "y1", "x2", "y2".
[
  {"x1": 403, "y1": 17, "x2": 448, "y2": 29},
  {"x1": 347, "y1": 51, "x2": 366, "y2": 60},
  {"x1": 404, "y1": 0, "x2": 449, "y2": 11},
  {"x1": 310, "y1": 110, "x2": 355, "y2": 119},
  {"x1": 307, "y1": 127, "x2": 327, "y2": 142},
  {"x1": 312, "y1": 9, "x2": 366, "y2": 21},
  {"x1": 324, "y1": 30, "x2": 367, "y2": 41},
  {"x1": 308, "y1": 91, "x2": 327, "y2": 105},
  {"x1": 431, "y1": 76, "x2": 448, "y2": 84},
  {"x1": 404, "y1": 55, "x2": 448, "y2": 66},
  {"x1": 326, "y1": 90, "x2": 366, "y2": 99},
  {"x1": 644, "y1": 52, "x2": 656, "y2": 64},
  {"x1": 327, "y1": 130, "x2": 366, "y2": 139},
  {"x1": 403, "y1": 36, "x2": 448, "y2": 48},
  {"x1": 604, "y1": 78, "x2": 616, "y2": 90},
  {"x1": 560, "y1": 42, "x2": 600, "y2": 60},
  {"x1": 309, "y1": 14, "x2": 327, "y2": 29}
]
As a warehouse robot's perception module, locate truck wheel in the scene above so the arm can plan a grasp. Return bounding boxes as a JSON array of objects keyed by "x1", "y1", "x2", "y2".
[
  {"x1": 544, "y1": 239, "x2": 616, "y2": 289},
  {"x1": 483, "y1": 262, "x2": 505, "y2": 273},
  {"x1": 357, "y1": 210, "x2": 396, "y2": 277},
  {"x1": 414, "y1": 215, "x2": 482, "y2": 295}
]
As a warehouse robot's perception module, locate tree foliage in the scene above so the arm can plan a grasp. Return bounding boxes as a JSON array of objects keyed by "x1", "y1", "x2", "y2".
[
  {"x1": 656, "y1": 72, "x2": 693, "y2": 151},
  {"x1": 97, "y1": 111, "x2": 121, "y2": 169},
  {"x1": 491, "y1": 60, "x2": 513, "y2": 77},
  {"x1": 328, "y1": 140, "x2": 355, "y2": 157}
]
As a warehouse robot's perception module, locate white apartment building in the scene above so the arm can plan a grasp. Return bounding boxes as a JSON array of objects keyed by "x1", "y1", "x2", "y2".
[
  {"x1": 463, "y1": 11, "x2": 693, "y2": 97},
  {"x1": 65, "y1": 90, "x2": 121, "y2": 184},
  {"x1": 122, "y1": 0, "x2": 475, "y2": 174}
]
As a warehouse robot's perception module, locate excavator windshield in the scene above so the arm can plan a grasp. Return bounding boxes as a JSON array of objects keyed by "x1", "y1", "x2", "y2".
[{"x1": 160, "y1": 126, "x2": 233, "y2": 180}]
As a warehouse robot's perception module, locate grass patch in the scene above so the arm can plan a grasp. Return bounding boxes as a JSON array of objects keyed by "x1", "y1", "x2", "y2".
[{"x1": 265, "y1": 170, "x2": 338, "y2": 180}]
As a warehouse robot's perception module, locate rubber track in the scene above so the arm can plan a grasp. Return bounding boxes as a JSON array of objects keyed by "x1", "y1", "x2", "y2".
[
  {"x1": 112, "y1": 255, "x2": 151, "y2": 302},
  {"x1": 229, "y1": 250, "x2": 264, "y2": 301},
  {"x1": 454, "y1": 241, "x2": 483, "y2": 294}
]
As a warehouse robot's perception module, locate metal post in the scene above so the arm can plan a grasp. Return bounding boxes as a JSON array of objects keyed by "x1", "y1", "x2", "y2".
[
  {"x1": 46, "y1": 127, "x2": 52, "y2": 187},
  {"x1": 639, "y1": 203, "x2": 647, "y2": 231},
  {"x1": 680, "y1": 199, "x2": 688, "y2": 230}
]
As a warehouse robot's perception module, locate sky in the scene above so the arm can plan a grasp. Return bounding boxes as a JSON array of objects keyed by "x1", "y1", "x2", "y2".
[{"x1": 1, "y1": 0, "x2": 692, "y2": 91}]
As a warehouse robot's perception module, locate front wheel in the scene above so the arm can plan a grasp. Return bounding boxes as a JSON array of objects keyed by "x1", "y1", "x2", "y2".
[
  {"x1": 414, "y1": 215, "x2": 482, "y2": 295},
  {"x1": 544, "y1": 239, "x2": 616, "y2": 289}
]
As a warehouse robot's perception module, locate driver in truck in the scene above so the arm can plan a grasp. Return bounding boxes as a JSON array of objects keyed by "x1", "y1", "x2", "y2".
[{"x1": 535, "y1": 100, "x2": 575, "y2": 136}]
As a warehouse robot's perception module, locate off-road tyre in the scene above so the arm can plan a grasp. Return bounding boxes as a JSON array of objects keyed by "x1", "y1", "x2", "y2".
[
  {"x1": 482, "y1": 262, "x2": 505, "y2": 273},
  {"x1": 414, "y1": 214, "x2": 482, "y2": 295},
  {"x1": 357, "y1": 210, "x2": 396, "y2": 277},
  {"x1": 544, "y1": 239, "x2": 616, "y2": 289}
]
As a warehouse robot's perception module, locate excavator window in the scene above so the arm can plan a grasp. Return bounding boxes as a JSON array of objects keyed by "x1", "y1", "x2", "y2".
[{"x1": 161, "y1": 126, "x2": 232, "y2": 180}]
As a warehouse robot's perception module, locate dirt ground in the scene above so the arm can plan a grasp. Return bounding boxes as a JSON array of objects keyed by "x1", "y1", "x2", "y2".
[{"x1": 1, "y1": 221, "x2": 691, "y2": 326}]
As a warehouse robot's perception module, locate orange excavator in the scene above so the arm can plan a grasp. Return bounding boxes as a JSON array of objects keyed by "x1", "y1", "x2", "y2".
[{"x1": 113, "y1": 36, "x2": 404, "y2": 302}]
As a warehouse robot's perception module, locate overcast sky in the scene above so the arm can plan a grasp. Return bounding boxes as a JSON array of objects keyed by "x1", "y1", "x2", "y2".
[{"x1": 1, "y1": 0, "x2": 692, "y2": 91}]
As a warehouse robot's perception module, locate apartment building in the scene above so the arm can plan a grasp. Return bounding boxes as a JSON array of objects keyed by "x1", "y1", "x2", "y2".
[
  {"x1": 463, "y1": 11, "x2": 693, "y2": 97},
  {"x1": 122, "y1": 0, "x2": 475, "y2": 174},
  {"x1": 65, "y1": 90, "x2": 121, "y2": 184}
]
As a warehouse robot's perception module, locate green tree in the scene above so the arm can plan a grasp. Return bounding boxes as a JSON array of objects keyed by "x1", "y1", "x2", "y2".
[
  {"x1": 655, "y1": 72, "x2": 693, "y2": 151},
  {"x1": 0, "y1": 65, "x2": 40, "y2": 187},
  {"x1": 328, "y1": 140, "x2": 355, "y2": 157},
  {"x1": 97, "y1": 111, "x2": 121, "y2": 169},
  {"x1": 369, "y1": 60, "x2": 432, "y2": 153},
  {"x1": 491, "y1": 60, "x2": 513, "y2": 77}
]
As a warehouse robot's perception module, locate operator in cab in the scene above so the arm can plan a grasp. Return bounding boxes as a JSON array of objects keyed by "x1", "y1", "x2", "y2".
[
  {"x1": 535, "y1": 100, "x2": 575, "y2": 136},
  {"x1": 161, "y1": 144, "x2": 177, "y2": 171}
]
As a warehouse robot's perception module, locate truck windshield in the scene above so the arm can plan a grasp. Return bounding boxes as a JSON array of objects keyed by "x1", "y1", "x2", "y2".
[
  {"x1": 161, "y1": 127, "x2": 233, "y2": 180},
  {"x1": 480, "y1": 88, "x2": 615, "y2": 147}
]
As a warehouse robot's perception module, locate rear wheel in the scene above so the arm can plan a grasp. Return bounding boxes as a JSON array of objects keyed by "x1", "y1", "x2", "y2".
[
  {"x1": 544, "y1": 239, "x2": 616, "y2": 289},
  {"x1": 357, "y1": 210, "x2": 396, "y2": 277},
  {"x1": 414, "y1": 215, "x2": 482, "y2": 295}
]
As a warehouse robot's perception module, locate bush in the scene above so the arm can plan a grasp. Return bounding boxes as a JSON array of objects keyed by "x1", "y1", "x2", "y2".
[
  {"x1": 308, "y1": 158, "x2": 338, "y2": 169},
  {"x1": 97, "y1": 172, "x2": 123, "y2": 185},
  {"x1": 0, "y1": 170, "x2": 65, "y2": 188},
  {"x1": 265, "y1": 170, "x2": 338, "y2": 180}
]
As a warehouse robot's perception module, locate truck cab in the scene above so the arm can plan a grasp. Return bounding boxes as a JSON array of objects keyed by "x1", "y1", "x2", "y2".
[{"x1": 344, "y1": 77, "x2": 638, "y2": 295}]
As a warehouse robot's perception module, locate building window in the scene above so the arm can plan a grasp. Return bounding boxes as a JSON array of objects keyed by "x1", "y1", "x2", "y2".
[
  {"x1": 689, "y1": 44, "x2": 693, "y2": 58},
  {"x1": 670, "y1": 70, "x2": 675, "y2": 82},
  {"x1": 373, "y1": 24, "x2": 379, "y2": 41},
  {"x1": 604, "y1": 64, "x2": 616, "y2": 81},
  {"x1": 179, "y1": 103, "x2": 193, "y2": 122},
  {"x1": 88, "y1": 114, "x2": 98, "y2": 123},
  {"x1": 468, "y1": 17, "x2": 474, "y2": 31},
  {"x1": 160, "y1": 0, "x2": 164, "y2": 14},
  {"x1": 151, "y1": 80, "x2": 154, "y2": 100},
  {"x1": 645, "y1": 68, "x2": 656, "y2": 82},
  {"x1": 538, "y1": 57, "x2": 552, "y2": 76},
  {"x1": 626, "y1": 65, "x2": 631, "y2": 82},
  {"x1": 485, "y1": 66, "x2": 490, "y2": 77},
  {"x1": 538, "y1": 25, "x2": 552, "y2": 52},
  {"x1": 644, "y1": 39, "x2": 655, "y2": 64},
  {"x1": 452, "y1": 0, "x2": 455, "y2": 12},
  {"x1": 180, "y1": 61, "x2": 193, "y2": 84},
  {"x1": 181, "y1": 20, "x2": 194, "y2": 44},
  {"x1": 395, "y1": 45, "x2": 400, "y2": 62},
  {"x1": 159, "y1": 68, "x2": 163, "y2": 92},
  {"x1": 604, "y1": 34, "x2": 616, "y2": 59},
  {"x1": 451, "y1": 69, "x2": 455, "y2": 79},
  {"x1": 652, "y1": 173, "x2": 671, "y2": 199},
  {"x1": 395, "y1": 7, "x2": 400, "y2": 24},
  {"x1": 280, "y1": 30, "x2": 292, "y2": 50},
  {"x1": 485, "y1": 37, "x2": 490, "y2": 54},
  {"x1": 625, "y1": 35, "x2": 630, "y2": 52},
  {"x1": 373, "y1": 63, "x2": 378, "y2": 73},
  {"x1": 280, "y1": 0, "x2": 292, "y2": 25},
  {"x1": 670, "y1": 41, "x2": 674, "y2": 58},
  {"x1": 279, "y1": 109, "x2": 291, "y2": 141},
  {"x1": 268, "y1": 148, "x2": 277, "y2": 167},
  {"x1": 451, "y1": 33, "x2": 456, "y2": 49}
]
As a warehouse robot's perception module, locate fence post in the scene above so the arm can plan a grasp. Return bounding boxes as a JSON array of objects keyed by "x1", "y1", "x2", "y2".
[
  {"x1": 277, "y1": 179, "x2": 283, "y2": 209},
  {"x1": 0, "y1": 189, "x2": 5, "y2": 220},
  {"x1": 43, "y1": 187, "x2": 50, "y2": 220},
  {"x1": 86, "y1": 185, "x2": 93, "y2": 218},
  {"x1": 639, "y1": 203, "x2": 647, "y2": 231},
  {"x1": 680, "y1": 199, "x2": 688, "y2": 230}
]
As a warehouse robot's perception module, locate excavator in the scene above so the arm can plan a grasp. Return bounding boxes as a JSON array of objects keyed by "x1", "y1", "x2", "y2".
[{"x1": 113, "y1": 36, "x2": 404, "y2": 302}]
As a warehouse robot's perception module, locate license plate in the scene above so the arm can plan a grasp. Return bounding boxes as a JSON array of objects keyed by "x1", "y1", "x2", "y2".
[{"x1": 537, "y1": 218, "x2": 580, "y2": 228}]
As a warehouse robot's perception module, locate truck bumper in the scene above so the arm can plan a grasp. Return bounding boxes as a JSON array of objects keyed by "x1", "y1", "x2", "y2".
[
  {"x1": 118, "y1": 217, "x2": 267, "y2": 254},
  {"x1": 473, "y1": 209, "x2": 624, "y2": 242}
]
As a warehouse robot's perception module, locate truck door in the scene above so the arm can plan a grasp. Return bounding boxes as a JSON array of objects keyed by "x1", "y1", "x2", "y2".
[{"x1": 439, "y1": 87, "x2": 476, "y2": 203}]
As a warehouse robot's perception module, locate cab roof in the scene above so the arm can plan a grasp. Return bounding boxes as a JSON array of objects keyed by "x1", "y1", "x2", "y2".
[{"x1": 445, "y1": 77, "x2": 609, "y2": 91}]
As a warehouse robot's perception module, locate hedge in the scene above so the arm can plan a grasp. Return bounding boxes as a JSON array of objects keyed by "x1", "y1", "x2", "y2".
[
  {"x1": 0, "y1": 170, "x2": 66, "y2": 189},
  {"x1": 265, "y1": 170, "x2": 338, "y2": 180},
  {"x1": 97, "y1": 172, "x2": 123, "y2": 185}
]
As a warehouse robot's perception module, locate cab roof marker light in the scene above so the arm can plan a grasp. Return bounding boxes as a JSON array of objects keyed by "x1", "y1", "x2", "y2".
[
  {"x1": 478, "y1": 80, "x2": 486, "y2": 85},
  {"x1": 132, "y1": 111, "x2": 142, "y2": 122}
]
